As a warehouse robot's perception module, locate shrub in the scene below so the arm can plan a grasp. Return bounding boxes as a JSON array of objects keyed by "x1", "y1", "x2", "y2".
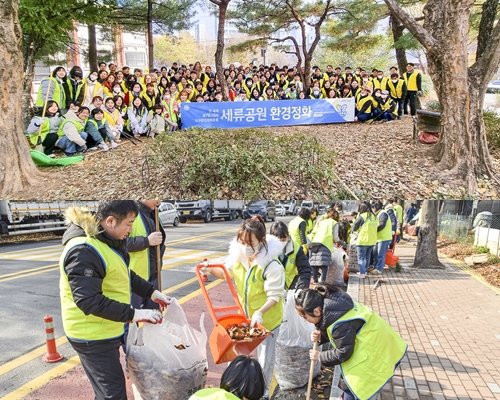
[
  {"x1": 474, "y1": 245, "x2": 490, "y2": 254},
  {"x1": 483, "y1": 109, "x2": 500, "y2": 151}
]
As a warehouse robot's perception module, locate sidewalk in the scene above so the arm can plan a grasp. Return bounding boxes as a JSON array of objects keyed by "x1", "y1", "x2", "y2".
[{"x1": 353, "y1": 239, "x2": 500, "y2": 400}]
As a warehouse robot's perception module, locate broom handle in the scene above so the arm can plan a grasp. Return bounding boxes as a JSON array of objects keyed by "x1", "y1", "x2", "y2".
[
  {"x1": 306, "y1": 341, "x2": 318, "y2": 400},
  {"x1": 155, "y1": 205, "x2": 162, "y2": 291},
  {"x1": 38, "y1": 77, "x2": 53, "y2": 138}
]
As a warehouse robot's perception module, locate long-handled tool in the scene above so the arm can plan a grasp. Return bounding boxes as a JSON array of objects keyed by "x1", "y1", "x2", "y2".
[
  {"x1": 120, "y1": 130, "x2": 141, "y2": 145},
  {"x1": 155, "y1": 204, "x2": 162, "y2": 291},
  {"x1": 306, "y1": 342, "x2": 318, "y2": 400},
  {"x1": 35, "y1": 77, "x2": 54, "y2": 152}
]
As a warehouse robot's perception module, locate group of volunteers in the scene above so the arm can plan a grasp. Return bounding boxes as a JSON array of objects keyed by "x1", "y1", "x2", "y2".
[
  {"x1": 27, "y1": 61, "x2": 423, "y2": 156},
  {"x1": 59, "y1": 200, "x2": 407, "y2": 400}
]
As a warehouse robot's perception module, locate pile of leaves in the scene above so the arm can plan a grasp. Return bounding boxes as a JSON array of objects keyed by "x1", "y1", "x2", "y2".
[
  {"x1": 437, "y1": 236, "x2": 500, "y2": 288},
  {"x1": 271, "y1": 365, "x2": 334, "y2": 400},
  {"x1": 0, "y1": 232, "x2": 60, "y2": 245}
]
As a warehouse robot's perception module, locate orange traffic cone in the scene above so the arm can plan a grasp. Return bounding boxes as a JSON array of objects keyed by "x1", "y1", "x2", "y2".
[{"x1": 42, "y1": 315, "x2": 63, "y2": 363}]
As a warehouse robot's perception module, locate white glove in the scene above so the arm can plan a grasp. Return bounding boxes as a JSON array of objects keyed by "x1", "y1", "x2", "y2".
[
  {"x1": 148, "y1": 232, "x2": 163, "y2": 246},
  {"x1": 151, "y1": 290, "x2": 173, "y2": 310},
  {"x1": 132, "y1": 309, "x2": 163, "y2": 324},
  {"x1": 250, "y1": 310, "x2": 263, "y2": 327}
]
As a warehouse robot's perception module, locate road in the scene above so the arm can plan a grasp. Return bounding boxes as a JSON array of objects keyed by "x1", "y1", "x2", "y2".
[{"x1": 0, "y1": 217, "x2": 291, "y2": 399}]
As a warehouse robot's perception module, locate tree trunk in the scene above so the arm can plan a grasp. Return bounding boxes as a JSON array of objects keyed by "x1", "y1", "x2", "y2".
[
  {"x1": 390, "y1": 14, "x2": 408, "y2": 74},
  {"x1": 22, "y1": 41, "x2": 37, "y2": 128},
  {"x1": 413, "y1": 200, "x2": 444, "y2": 269},
  {"x1": 147, "y1": 0, "x2": 154, "y2": 71},
  {"x1": 0, "y1": 0, "x2": 41, "y2": 196},
  {"x1": 88, "y1": 24, "x2": 98, "y2": 71},
  {"x1": 214, "y1": 1, "x2": 229, "y2": 100}
]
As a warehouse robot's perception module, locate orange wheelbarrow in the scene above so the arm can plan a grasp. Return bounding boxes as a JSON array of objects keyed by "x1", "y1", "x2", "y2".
[
  {"x1": 195, "y1": 262, "x2": 270, "y2": 364},
  {"x1": 385, "y1": 236, "x2": 401, "y2": 272}
]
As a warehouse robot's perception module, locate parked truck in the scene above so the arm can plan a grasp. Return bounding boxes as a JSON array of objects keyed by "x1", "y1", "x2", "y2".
[
  {"x1": 174, "y1": 200, "x2": 245, "y2": 223},
  {"x1": 0, "y1": 200, "x2": 99, "y2": 236},
  {"x1": 282, "y1": 200, "x2": 298, "y2": 215}
]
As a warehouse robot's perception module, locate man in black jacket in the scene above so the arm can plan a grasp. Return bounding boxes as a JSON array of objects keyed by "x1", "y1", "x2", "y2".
[{"x1": 60, "y1": 200, "x2": 172, "y2": 400}]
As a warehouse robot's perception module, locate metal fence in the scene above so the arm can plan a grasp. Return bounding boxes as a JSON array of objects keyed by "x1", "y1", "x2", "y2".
[{"x1": 438, "y1": 213, "x2": 474, "y2": 241}]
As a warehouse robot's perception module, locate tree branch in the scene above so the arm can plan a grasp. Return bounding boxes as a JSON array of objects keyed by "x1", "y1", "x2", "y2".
[
  {"x1": 469, "y1": 19, "x2": 500, "y2": 87},
  {"x1": 383, "y1": 0, "x2": 437, "y2": 53}
]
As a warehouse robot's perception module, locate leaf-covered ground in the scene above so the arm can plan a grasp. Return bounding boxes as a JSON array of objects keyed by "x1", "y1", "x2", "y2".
[{"x1": 11, "y1": 119, "x2": 500, "y2": 200}]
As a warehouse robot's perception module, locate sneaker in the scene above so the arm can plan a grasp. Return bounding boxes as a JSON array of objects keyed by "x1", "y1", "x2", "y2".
[
  {"x1": 88, "y1": 147, "x2": 98, "y2": 151},
  {"x1": 47, "y1": 154, "x2": 56, "y2": 158},
  {"x1": 98, "y1": 142, "x2": 109, "y2": 151},
  {"x1": 110, "y1": 141, "x2": 118, "y2": 149},
  {"x1": 367, "y1": 266, "x2": 375, "y2": 273},
  {"x1": 369, "y1": 269, "x2": 382, "y2": 275},
  {"x1": 115, "y1": 138, "x2": 122, "y2": 143},
  {"x1": 357, "y1": 273, "x2": 366, "y2": 279}
]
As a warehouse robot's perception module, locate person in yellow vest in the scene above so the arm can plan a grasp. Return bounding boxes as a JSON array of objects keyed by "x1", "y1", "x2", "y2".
[
  {"x1": 351, "y1": 201, "x2": 378, "y2": 278},
  {"x1": 127, "y1": 200, "x2": 165, "y2": 309},
  {"x1": 55, "y1": 106, "x2": 90, "y2": 156},
  {"x1": 308, "y1": 208, "x2": 345, "y2": 284},
  {"x1": 295, "y1": 285, "x2": 407, "y2": 400},
  {"x1": 25, "y1": 100, "x2": 61, "y2": 156},
  {"x1": 203, "y1": 216, "x2": 284, "y2": 400},
  {"x1": 307, "y1": 208, "x2": 318, "y2": 236},
  {"x1": 81, "y1": 71, "x2": 104, "y2": 108},
  {"x1": 270, "y1": 221, "x2": 311, "y2": 290},
  {"x1": 391, "y1": 199, "x2": 404, "y2": 242},
  {"x1": 402, "y1": 63, "x2": 422, "y2": 117},
  {"x1": 189, "y1": 355, "x2": 265, "y2": 400},
  {"x1": 60, "y1": 201, "x2": 172, "y2": 400},
  {"x1": 378, "y1": 90, "x2": 398, "y2": 122},
  {"x1": 65, "y1": 66, "x2": 85, "y2": 109},
  {"x1": 387, "y1": 73, "x2": 407, "y2": 119},
  {"x1": 35, "y1": 66, "x2": 67, "y2": 112},
  {"x1": 372, "y1": 70, "x2": 389, "y2": 91},
  {"x1": 370, "y1": 201, "x2": 393, "y2": 276},
  {"x1": 288, "y1": 207, "x2": 311, "y2": 256},
  {"x1": 355, "y1": 87, "x2": 374, "y2": 122}
]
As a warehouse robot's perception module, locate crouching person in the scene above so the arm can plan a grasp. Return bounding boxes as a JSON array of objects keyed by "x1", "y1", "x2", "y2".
[
  {"x1": 146, "y1": 104, "x2": 166, "y2": 138},
  {"x1": 56, "y1": 107, "x2": 90, "y2": 156},
  {"x1": 295, "y1": 285, "x2": 407, "y2": 400},
  {"x1": 84, "y1": 108, "x2": 110, "y2": 151}
]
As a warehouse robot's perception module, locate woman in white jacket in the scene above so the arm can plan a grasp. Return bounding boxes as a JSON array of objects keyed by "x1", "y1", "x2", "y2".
[
  {"x1": 127, "y1": 97, "x2": 149, "y2": 137},
  {"x1": 204, "y1": 216, "x2": 285, "y2": 400}
]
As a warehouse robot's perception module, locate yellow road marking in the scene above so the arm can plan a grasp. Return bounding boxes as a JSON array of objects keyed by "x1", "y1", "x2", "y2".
[
  {"x1": 0, "y1": 244, "x2": 62, "y2": 257},
  {"x1": 162, "y1": 252, "x2": 227, "y2": 270},
  {"x1": 0, "y1": 280, "x2": 223, "y2": 400},
  {"x1": 161, "y1": 276, "x2": 198, "y2": 294},
  {"x1": 0, "y1": 264, "x2": 58, "y2": 280},
  {"x1": 0, "y1": 267, "x2": 59, "y2": 283}
]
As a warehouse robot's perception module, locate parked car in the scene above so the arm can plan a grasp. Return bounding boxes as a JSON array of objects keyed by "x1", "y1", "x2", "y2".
[
  {"x1": 486, "y1": 80, "x2": 500, "y2": 93},
  {"x1": 159, "y1": 202, "x2": 180, "y2": 227},
  {"x1": 243, "y1": 200, "x2": 276, "y2": 222},
  {"x1": 275, "y1": 204, "x2": 287, "y2": 216},
  {"x1": 318, "y1": 204, "x2": 328, "y2": 215}
]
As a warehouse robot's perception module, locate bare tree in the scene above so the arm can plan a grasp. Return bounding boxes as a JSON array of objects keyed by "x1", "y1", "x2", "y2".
[
  {"x1": 209, "y1": 0, "x2": 231, "y2": 100},
  {"x1": 384, "y1": 0, "x2": 500, "y2": 193},
  {"x1": 0, "y1": 0, "x2": 40, "y2": 196},
  {"x1": 413, "y1": 200, "x2": 445, "y2": 269}
]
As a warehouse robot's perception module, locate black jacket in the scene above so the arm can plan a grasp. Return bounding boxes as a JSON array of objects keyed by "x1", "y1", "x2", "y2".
[
  {"x1": 316, "y1": 290, "x2": 364, "y2": 366},
  {"x1": 126, "y1": 202, "x2": 166, "y2": 282},
  {"x1": 62, "y1": 223, "x2": 156, "y2": 323}
]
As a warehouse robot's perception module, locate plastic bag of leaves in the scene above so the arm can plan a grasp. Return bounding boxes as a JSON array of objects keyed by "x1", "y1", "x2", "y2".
[
  {"x1": 326, "y1": 247, "x2": 347, "y2": 286},
  {"x1": 275, "y1": 291, "x2": 321, "y2": 390},
  {"x1": 127, "y1": 299, "x2": 208, "y2": 400}
]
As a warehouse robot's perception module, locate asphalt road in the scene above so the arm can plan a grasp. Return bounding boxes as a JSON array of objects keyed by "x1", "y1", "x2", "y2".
[{"x1": 0, "y1": 216, "x2": 292, "y2": 399}]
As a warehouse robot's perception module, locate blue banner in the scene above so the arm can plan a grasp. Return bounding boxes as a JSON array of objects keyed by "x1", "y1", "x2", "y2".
[{"x1": 180, "y1": 98, "x2": 355, "y2": 129}]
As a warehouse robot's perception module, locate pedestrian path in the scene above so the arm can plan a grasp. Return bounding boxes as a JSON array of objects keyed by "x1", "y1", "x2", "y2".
[{"x1": 354, "y1": 241, "x2": 500, "y2": 400}]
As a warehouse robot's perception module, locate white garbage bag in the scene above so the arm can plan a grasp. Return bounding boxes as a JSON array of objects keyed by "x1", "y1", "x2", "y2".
[{"x1": 127, "y1": 299, "x2": 208, "y2": 400}]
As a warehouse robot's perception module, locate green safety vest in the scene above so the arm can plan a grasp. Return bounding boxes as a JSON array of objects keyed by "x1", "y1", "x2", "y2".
[
  {"x1": 311, "y1": 218, "x2": 337, "y2": 252},
  {"x1": 393, "y1": 204, "x2": 403, "y2": 224},
  {"x1": 232, "y1": 260, "x2": 283, "y2": 331},
  {"x1": 129, "y1": 213, "x2": 150, "y2": 280},
  {"x1": 59, "y1": 236, "x2": 131, "y2": 341},
  {"x1": 57, "y1": 118, "x2": 85, "y2": 138},
  {"x1": 283, "y1": 247, "x2": 297, "y2": 290},
  {"x1": 27, "y1": 118, "x2": 50, "y2": 146},
  {"x1": 377, "y1": 210, "x2": 393, "y2": 242},
  {"x1": 356, "y1": 212, "x2": 377, "y2": 246},
  {"x1": 35, "y1": 77, "x2": 64, "y2": 109},
  {"x1": 288, "y1": 216, "x2": 306, "y2": 254},
  {"x1": 327, "y1": 302, "x2": 407, "y2": 400},
  {"x1": 189, "y1": 388, "x2": 239, "y2": 400},
  {"x1": 306, "y1": 218, "x2": 314, "y2": 235}
]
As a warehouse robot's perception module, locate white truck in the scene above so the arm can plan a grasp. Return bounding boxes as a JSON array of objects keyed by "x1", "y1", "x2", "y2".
[
  {"x1": 174, "y1": 200, "x2": 245, "y2": 223},
  {"x1": 0, "y1": 200, "x2": 99, "y2": 236},
  {"x1": 282, "y1": 200, "x2": 298, "y2": 215}
]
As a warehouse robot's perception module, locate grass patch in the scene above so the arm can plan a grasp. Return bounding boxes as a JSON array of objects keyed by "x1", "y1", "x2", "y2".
[{"x1": 147, "y1": 128, "x2": 337, "y2": 199}]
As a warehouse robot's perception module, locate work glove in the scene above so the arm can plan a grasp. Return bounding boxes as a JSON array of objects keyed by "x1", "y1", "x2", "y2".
[
  {"x1": 132, "y1": 309, "x2": 163, "y2": 324},
  {"x1": 311, "y1": 329, "x2": 321, "y2": 343},
  {"x1": 302, "y1": 244, "x2": 309, "y2": 256},
  {"x1": 309, "y1": 348, "x2": 320, "y2": 361},
  {"x1": 250, "y1": 310, "x2": 263, "y2": 327},
  {"x1": 151, "y1": 290, "x2": 173, "y2": 311},
  {"x1": 148, "y1": 231, "x2": 163, "y2": 246}
]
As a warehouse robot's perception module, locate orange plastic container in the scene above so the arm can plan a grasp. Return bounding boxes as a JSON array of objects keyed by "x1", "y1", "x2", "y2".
[
  {"x1": 385, "y1": 236, "x2": 400, "y2": 268},
  {"x1": 195, "y1": 262, "x2": 270, "y2": 364}
]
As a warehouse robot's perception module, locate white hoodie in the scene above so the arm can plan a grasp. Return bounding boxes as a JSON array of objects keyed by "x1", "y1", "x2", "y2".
[{"x1": 225, "y1": 234, "x2": 285, "y2": 303}]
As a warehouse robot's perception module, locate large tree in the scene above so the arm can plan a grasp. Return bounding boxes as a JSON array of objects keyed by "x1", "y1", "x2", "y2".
[
  {"x1": 230, "y1": 0, "x2": 346, "y2": 93},
  {"x1": 1, "y1": 0, "x2": 40, "y2": 196},
  {"x1": 413, "y1": 200, "x2": 445, "y2": 269},
  {"x1": 384, "y1": 0, "x2": 500, "y2": 193},
  {"x1": 209, "y1": 0, "x2": 232, "y2": 100}
]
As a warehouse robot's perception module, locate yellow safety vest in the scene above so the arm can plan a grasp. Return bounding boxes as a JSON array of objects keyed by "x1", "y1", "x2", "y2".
[
  {"x1": 356, "y1": 96, "x2": 373, "y2": 113},
  {"x1": 129, "y1": 213, "x2": 150, "y2": 280},
  {"x1": 103, "y1": 108, "x2": 121, "y2": 127},
  {"x1": 189, "y1": 388, "x2": 239, "y2": 400},
  {"x1": 57, "y1": 118, "x2": 85, "y2": 138},
  {"x1": 387, "y1": 79, "x2": 405, "y2": 99},
  {"x1": 393, "y1": 204, "x2": 403, "y2": 224},
  {"x1": 381, "y1": 98, "x2": 398, "y2": 115},
  {"x1": 377, "y1": 210, "x2": 393, "y2": 242},
  {"x1": 356, "y1": 212, "x2": 377, "y2": 246},
  {"x1": 403, "y1": 71, "x2": 420, "y2": 91},
  {"x1": 311, "y1": 218, "x2": 337, "y2": 252},
  {"x1": 283, "y1": 246, "x2": 298, "y2": 290},
  {"x1": 288, "y1": 216, "x2": 306, "y2": 255},
  {"x1": 327, "y1": 302, "x2": 407, "y2": 400},
  {"x1": 306, "y1": 219, "x2": 314, "y2": 235},
  {"x1": 142, "y1": 92, "x2": 157, "y2": 109},
  {"x1": 232, "y1": 260, "x2": 283, "y2": 331},
  {"x1": 36, "y1": 77, "x2": 64, "y2": 109},
  {"x1": 59, "y1": 236, "x2": 131, "y2": 341},
  {"x1": 372, "y1": 77, "x2": 389, "y2": 91},
  {"x1": 27, "y1": 118, "x2": 50, "y2": 146}
]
